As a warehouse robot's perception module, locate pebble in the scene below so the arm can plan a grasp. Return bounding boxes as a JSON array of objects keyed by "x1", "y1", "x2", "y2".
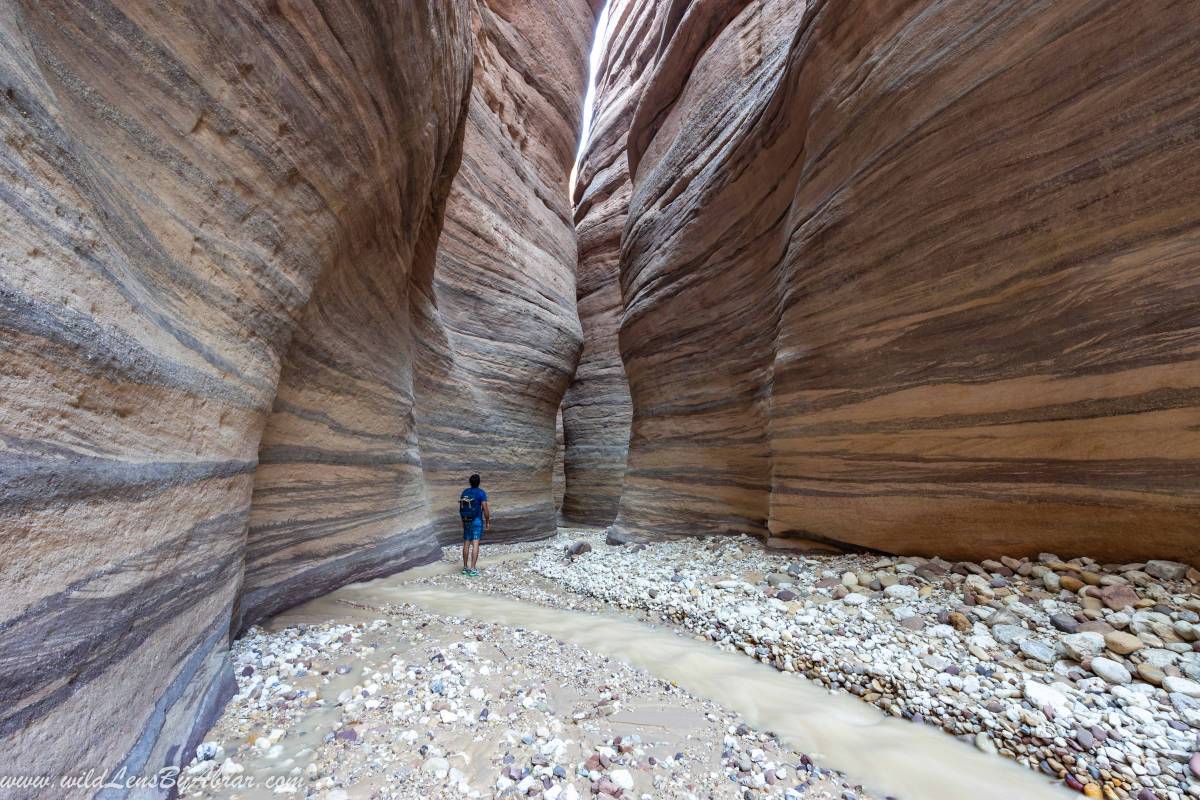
[
  {"x1": 610, "y1": 769, "x2": 634, "y2": 791},
  {"x1": 1062, "y1": 632, "x2": 1106, "y2": 661},
  {"x1": 1137, "y1": 662, "x2": 1165, "y2": 686},
  {"x1": 1145, "y1": 561, "x2": 1190, "y2": 581},
  {"x1": 1090, "y1": 657, "x2": 1132, "y2": 685},
  {"x1": 1104, "y1": 631, "x2": 1144, "y2": 655},
  {"x1": 1163, "y1": 676, "x2": 1200, "y2": 697},
  {"x1": 883, "y1": 584, "x2": 918, "y2": 601},
  {"x1": 1049, "y1": 613, "x2": 1078, "y2": 633},
  {"x1": 1019, "y1": 640, "x2": 1056, "y2": 664}
]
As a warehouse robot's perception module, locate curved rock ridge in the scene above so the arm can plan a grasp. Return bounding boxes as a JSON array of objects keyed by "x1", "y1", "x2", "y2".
[
  {"x1": 560, "y1": 0, "x2": 661, "y2": 526},
  {"x1": 412, "y1": 0, "x2": 592, "y2": 546},
  {"x1": 0, "y1": 0, "x2": 594, "y2": 793},
  {"x1": 610, "y1": 0, "x2": 1200, "y2": 563},
  {"x1": 241, "y1": 0, "x2": 592, "y2": 625}
]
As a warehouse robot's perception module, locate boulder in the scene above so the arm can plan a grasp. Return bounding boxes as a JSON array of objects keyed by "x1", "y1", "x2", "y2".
[{"x1": 1145, "y1": 561, "x2": 1190, "y2": 581}]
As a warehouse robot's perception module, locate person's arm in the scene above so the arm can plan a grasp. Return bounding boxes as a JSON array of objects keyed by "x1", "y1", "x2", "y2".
[{"x1": 482, "y1": 500, "x2": 490, "y2": 530}]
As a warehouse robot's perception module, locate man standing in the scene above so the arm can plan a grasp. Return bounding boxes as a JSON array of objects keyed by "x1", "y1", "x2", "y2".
[{"x1": 459, "y1": 473, "x2": 490, "y2": 576}]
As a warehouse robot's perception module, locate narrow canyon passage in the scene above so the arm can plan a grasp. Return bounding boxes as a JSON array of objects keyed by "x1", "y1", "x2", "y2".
[{"x1": 2, "y1": 0, "x2": 1199, "y2": 799}]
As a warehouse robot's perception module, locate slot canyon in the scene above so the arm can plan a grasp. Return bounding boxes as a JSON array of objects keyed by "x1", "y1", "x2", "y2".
[{"x1": 0, "y1": 1, "x2": 1197, "y2": 799}]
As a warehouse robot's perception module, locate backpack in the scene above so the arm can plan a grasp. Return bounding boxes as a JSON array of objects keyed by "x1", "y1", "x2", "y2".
[{"x1": 459, "y1": 491, "x2": 481, "y2": 522}]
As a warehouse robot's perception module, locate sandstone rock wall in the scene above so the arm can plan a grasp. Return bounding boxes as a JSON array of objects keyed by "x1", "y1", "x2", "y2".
[
  {"x1": 610, "y1": 0, "x2": 1200, "y2": 563},
  {"x1": 240, "y1": 0, "x2": 592, "y2": 624},
  {"x1": 0, "y1": 0, "x2": 592, "y2": 792},
  {"x1": 412, "y1": 0, "x2": 592, "y2": 545},
  {"x1": 559, "y1": 0, "x2": 658, "y2": 527}
]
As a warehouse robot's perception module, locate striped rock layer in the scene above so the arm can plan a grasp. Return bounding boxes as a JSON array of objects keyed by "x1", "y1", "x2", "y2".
[
  {"x1": 605, "y1": 0, "x2": 1200, "y2": 563},
  {"x1": 241, "y1": 0, "x2": 593, "y2": 627},
  {"x1": 412, "y1": 0, "x2": 592, "y2": 547},
  {"x1": 0, "y1": 0, "x2": 591, "y2": 794},
  {"x1": 559, "y1": 0, "x2": 656, "y2": 526}
]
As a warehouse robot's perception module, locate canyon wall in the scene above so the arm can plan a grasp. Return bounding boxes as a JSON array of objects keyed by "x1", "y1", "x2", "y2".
[
  {"x1": 559, "y1": 0, "x2": 655, "y2": 526},
  {"x1": 412, "y1": 0, "x2": 592, "y2": 545},
  {"x1": 241, "y1": 0, "x2": 593, "y2": 624},
  {"x1": 0, "y1": 0, "x2": 592, "y2": 792},
  {"x1": 609, "y1": 0, "x2": 1200, "y2": 563}
]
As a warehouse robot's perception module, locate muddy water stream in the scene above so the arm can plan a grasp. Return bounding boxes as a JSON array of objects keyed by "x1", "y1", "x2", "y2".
[{"x1": 274, "y1": 554, "x2": 1073, "y2": 800}]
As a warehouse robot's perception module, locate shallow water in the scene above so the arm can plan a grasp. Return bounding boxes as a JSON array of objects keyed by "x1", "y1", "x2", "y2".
[{"x1": 274, "y1": 556, "x2": 1074, "y2": 800}]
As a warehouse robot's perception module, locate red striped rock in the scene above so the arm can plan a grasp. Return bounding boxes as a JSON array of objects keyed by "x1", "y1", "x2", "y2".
[
  {"x1": 606, "y1": 0, "x2": 1200, "y2": 563},
  {"x1": 242, "y1": 0, "x2": 593, "y2": 625},
  {"x1": 560, "y1": 0, "x2": 663, "y2": 526},
  {"x1": 0, "y1": 0, "x2": 593, "y2": 791},
  {"x1": 412, "y1": 0, "x2": 593, "y2": 546}
]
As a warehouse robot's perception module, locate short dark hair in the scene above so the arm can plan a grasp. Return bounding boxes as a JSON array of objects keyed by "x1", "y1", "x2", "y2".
[{"x1": 469, "y1": 474, "x2": 481, "y2": 487}]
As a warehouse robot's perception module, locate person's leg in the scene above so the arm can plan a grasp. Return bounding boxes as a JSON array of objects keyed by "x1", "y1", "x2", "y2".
[
  {"x1": 462, "y1": 535, "x2": 469, "y2": 570},
  {"x1": 470, "y1": 539, "x2": 480, "y2": 570}
]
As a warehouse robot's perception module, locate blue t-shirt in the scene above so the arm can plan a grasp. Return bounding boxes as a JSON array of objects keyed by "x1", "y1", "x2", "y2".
[{"x1": 460, "y1": 487, "x2": 487, "y2": 519}]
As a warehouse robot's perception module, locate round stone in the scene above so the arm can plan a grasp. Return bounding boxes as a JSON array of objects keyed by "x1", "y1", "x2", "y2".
[
  {"x1": 1137, "y1": 662, "x2": 1165, "y2": 686},
  {"x1": 1090, "y1": 657, "x2": 1132, "y2": 685},
  {"x1": 1104, "y1": 631, "x2": 1143, "y2": 655}
]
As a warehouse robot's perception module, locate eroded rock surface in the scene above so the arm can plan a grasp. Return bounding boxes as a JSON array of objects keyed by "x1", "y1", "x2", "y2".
[
  {"x1": 0, "y1": 0, "x2": 591, "y2": 792},
  {"x1": 241, "y1": 0, "x2": 592, "y2": 626},
  {"x1": 608, "y1": 0, "x2": 1200, "y2": 562},
  {"x1": 412, "y1": 0, "x2": 592, "y2": 545},
  {"x1": 560, "y1": 0, "x2": 657, "y2": 526}
]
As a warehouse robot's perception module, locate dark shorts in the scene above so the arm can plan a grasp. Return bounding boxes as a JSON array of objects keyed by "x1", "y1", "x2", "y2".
[{"x1": 463, "y1": 517, "x2": 483, "y2": 541}]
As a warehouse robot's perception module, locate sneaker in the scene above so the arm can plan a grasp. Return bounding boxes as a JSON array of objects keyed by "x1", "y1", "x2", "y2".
[
  {"x1": 468, "y1": 569, "x2": 480, "y2": 577},
  {"x1": 461, "y1": 567, "x2": 469, "y2": 575}
]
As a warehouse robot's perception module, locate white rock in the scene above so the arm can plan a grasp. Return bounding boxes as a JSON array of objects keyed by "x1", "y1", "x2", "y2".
[
  {"x1": 610, "y1": 769, "x2": 634, "y2": 791},
  {"x1": 965, "y1": 575, "x2": 994, "y2": 597},
  {"x1": 884, "y1": 584, "x2": 918, "y2": 601},
  {"x1": 1019, "y1": 640, "x2": 1056, "y2": 664},
  {"x1": 1163, "y1": 676, "x2": 1200, "y2": 697},
  {"x1": 993, "y1": 624, "x2": 1029, "y2": 644},
  {"x1": 1023, "y1": 681, "x2": 1072, "y2": 716},
  {"x1": 423, "y1": 757, "x2": 450, "y2": 779},
  {"x1": 1061, "y1": 632, "x2": 1106, "y2": 661},
  {"x1": 842, "y1": 593, "x2": 868, "y2": 606},
  {"x1": 1091, "y1": 657, "x2": 1132, "y2": 685},
  {"x1": 922, "y1": 654, "x2": 952, "y2": 672},
  {"x1": 841, "y1": 572, "x2": 858, "y2": 588}
]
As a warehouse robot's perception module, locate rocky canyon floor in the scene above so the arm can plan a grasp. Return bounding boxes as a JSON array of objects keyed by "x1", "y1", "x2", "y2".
[{"x1": 179, "y1": 532, "x2": 1200, "y2": 800}]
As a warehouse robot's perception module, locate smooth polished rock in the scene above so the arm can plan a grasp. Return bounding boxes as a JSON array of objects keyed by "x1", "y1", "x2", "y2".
[{"x1": 599, "y1": 0, "x2": 1200, "y2": 563}]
